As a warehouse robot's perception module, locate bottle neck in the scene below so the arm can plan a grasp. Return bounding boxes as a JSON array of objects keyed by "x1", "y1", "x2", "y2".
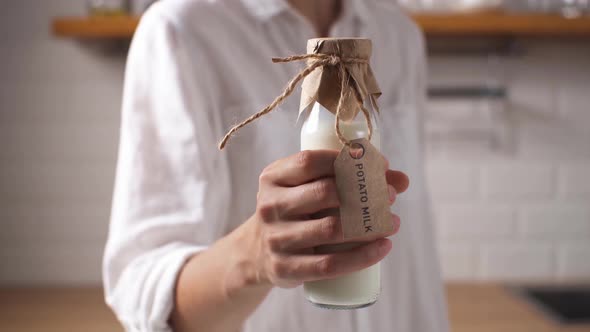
[{"x1": 300, "y1": 102, "x2": 380, "y2": 151}]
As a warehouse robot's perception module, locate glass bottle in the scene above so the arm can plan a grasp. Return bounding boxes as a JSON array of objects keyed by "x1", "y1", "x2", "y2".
[{"x1": 300, "y1": 101, "x2": 382, "y2": 309}]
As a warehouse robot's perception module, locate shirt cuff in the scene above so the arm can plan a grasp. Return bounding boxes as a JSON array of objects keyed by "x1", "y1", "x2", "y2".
[{"x1": 108, "y1": 244, "x2": 207, "y2": 332}]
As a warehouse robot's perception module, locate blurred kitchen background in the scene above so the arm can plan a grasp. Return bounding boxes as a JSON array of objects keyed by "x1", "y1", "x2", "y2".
[{"x1": 1, "y1": 0, "x2": 589, "y2": 331}]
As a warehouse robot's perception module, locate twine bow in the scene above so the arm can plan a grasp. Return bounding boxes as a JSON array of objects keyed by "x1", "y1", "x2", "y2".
[{"x1": 218, "y1": 53, "x2": 373, "y2": 150}]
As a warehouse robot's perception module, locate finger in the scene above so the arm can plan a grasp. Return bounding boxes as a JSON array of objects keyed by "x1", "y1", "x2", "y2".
[
  {"x1": 278, "y1": 238, "x2": 393, "y2": 282},
  {"x1": 388, "y1": 184, "x2": 397, "y2": 205},
  {"x1": 264, "y1": 150, "x2": 339, "y2": 187},
  {"x1": 269, "y1": 214, "x2": 400, "y2": 252},
  {"x1": 278, "y1": 178, "x2": 340, "y2": 217},
  {"x1": 386, "y1": 170, "x2": 410, "y2": 194}
]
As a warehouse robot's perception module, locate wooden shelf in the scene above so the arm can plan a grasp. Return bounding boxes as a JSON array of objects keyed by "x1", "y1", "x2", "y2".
[
  {"x1": 52, "y1": 12, "x2": 590, "y2": 39},
  {"x1": 53, "y1": 16, "x2": 140, "y2": 38},
  {"x1": 413, "y1": 12, "x2": 590, "y2": 36}
]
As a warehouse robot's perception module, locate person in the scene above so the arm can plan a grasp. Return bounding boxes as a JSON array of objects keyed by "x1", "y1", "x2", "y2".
[{"x1": 103, "y1": 0, "x2": 449, "y2": 331}]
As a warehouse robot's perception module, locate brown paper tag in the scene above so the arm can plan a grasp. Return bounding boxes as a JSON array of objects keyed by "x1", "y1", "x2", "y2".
[{"x1": 334, "y1": 138, "x2": 393, "y2": 240}]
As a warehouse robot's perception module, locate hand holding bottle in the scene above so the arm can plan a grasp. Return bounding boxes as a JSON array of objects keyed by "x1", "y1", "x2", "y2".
[{"x1": 234, "y1": 150, "x2": 409, "y2": 290}]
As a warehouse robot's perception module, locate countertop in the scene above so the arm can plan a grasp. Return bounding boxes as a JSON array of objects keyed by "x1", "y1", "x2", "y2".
[
  {"x1": 446, "y1": 284, "x2": 589, "y2": 332},
  {"x1": 0, "y1": 284, "x2": 588, "y2": 332}
]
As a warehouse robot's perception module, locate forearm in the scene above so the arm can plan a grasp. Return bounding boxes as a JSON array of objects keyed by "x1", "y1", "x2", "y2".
[
  {"x1": 170, "y1": 221, "x2": 272, "y2": 332},
  {"x1": 169, "y1": 150, "x2": 407, "y2": 332}
]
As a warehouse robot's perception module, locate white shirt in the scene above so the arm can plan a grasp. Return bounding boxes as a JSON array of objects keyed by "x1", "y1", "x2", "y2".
[{"x1": 103, "y1": 0, "x2": 449, "y2": 331}]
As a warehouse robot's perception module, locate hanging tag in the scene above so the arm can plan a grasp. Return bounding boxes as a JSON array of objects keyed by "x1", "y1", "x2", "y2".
[{"x1": 334, "y1": 138, "x2": 392, "y2": 240}]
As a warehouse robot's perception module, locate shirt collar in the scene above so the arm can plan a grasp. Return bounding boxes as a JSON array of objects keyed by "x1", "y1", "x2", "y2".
[
  {"x1": 240, "y1": 0, "x2": 290, "y2": 21},
  {"x1": 240, "y1": 0, "x2": 371, "y2": 25}
]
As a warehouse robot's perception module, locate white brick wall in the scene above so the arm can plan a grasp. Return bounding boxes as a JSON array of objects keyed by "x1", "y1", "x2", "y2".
[
  {"x1": 437, "y1": 244, "x2": 477, "y2": 280},
  {"x1": 520, "y1": 205, "x2": 590, "y2": 239},
  {"x1": 481, "y1": 244, "x2": 555, "y2": 280},
  {"x1": 0, "y1": 0, "x2": 122, "y2": 285},
  {"x1": 436, "y1": 204, "x2": 516, "y2": 239},
  {"x1": 559, "y1": 163, "x2": 590, "y2": 199},
  {"x1": 557, "y1": 245, "x2": 590, "y2": 280},
  {"x1": 482, "y1": 163, "x2": 556, "y2": 201},
  {"x1": 426, "y1": 163, "x2": 480, "y2": 200},
  {"x1": 428, "y1": 41, "x2": 590, "y2": 281}
]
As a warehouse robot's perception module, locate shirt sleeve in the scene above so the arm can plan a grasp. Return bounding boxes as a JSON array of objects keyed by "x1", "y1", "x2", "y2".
[
  {"x1": 102, "y1": 5, "x2": 229, "y2": 331},
  {"x1": 408, "y1": 24, "x2": 428, "y2": 153}
]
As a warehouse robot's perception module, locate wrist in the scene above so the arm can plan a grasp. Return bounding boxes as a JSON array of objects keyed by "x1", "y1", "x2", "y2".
[{"x1": 222, "y1": 219, "x2": 273, "y2": 300}]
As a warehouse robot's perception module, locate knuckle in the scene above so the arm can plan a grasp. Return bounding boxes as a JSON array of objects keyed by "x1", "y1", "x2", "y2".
[
  {"x1": 258, "y1": 169, "x2": 273, "y2": 185},
  {"x1": 269, "y1": 256, "x2": 289, "y2": 279},
  {"x1": 319, "y1": 216, "x2": 341, "y2": 241},
  {"x1": 257, "y1": 198, "x2": 278, "y2": 222},
  {"x1": 264, "y1": 231, "x2": 284, "y2": 252},
  {"x1": 311, "y1": 180, "x2": 332, "y2": 201},
  {"x1": 296, "y1": 150, "x2": 314, "y2": 170},
  {"x1": 315, "y1": 256, "x2": 335, "y2": 276}
]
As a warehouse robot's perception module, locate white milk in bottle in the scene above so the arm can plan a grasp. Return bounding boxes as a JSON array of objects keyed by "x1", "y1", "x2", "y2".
[{"x1": 301, "y1": 102, "x2": 382, "y2": 309}]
